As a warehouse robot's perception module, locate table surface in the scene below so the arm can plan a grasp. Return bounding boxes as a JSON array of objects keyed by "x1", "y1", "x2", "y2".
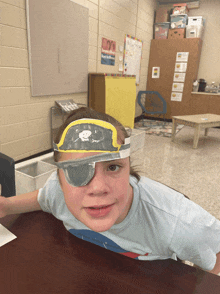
[
  {"x1": 1, "y1": 211, "x2": 220, "y2": 294},
  {"x1": 172, "y1": 113, "x2": 220, "y2": 124}
]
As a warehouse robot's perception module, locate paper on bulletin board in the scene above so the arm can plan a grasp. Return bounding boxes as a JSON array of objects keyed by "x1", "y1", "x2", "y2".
[
  {"x1": 101, "y1": 37, "x2": 116, "y2": 66},
  {"x1": 176, "y1": 52, "x2": 189, "y2": 62},
  {"x1": 175, "y1": 62, "x2": 187, "y2": 72},
  {"x1": 173, "y1": 72, "x2": 185, "y2": 82},
  {"x1": 123, "y1": 34, "x2": 143, "y2": 84},
  {"x1": 171, "y1": 92, "x2": 182, "y2": 102},
  {"x1": 152, "y1": 67, "x2": 160, "y2": 78},
  {"x1": 172, "y1": 82, "x2": 184, "y2": 92}
]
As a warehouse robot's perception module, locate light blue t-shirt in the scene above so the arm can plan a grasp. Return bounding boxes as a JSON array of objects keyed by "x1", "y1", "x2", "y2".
[{"x1": 38, "y1": 171, "x2": 220, "y2": 271}]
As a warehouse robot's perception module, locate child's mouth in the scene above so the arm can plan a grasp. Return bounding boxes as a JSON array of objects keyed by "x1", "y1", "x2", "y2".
[
  {"x1": 90, "y1": 205, "x2": 109, "y2": 209},
  {"x1": 85, "y1": 204, "x2": 114, "y2": 217}
]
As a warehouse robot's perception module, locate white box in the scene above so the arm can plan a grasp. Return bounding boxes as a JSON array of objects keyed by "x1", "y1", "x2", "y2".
[
  {"x1": 188, "y1": 16, "x2": 203, "y2": 26},
  {"x1": 186, "y1": 25, "x2": 204, "y2": 39},
  {"x1": 15, "y1": 161, "x2": 56, "y2": 195}
]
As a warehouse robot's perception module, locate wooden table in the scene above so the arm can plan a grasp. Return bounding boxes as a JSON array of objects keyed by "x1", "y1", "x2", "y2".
[
  {"x1": 1, "y1": 211, "x2": 220, "y2": 294},
  {"x1": 172, "y1": 114, "x2": 220, "y2": 148}
]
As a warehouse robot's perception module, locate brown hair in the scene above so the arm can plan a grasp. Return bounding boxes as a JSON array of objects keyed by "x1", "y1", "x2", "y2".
[{"x1": 54, "y1": 107, "x2": 141, "y2": 182}]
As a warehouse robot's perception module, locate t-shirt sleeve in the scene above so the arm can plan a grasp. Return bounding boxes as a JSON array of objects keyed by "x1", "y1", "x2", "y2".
[
  {"x1": 37, "y1": 171, "x2": 63, "y2": 214},
  {"x1": 169, "y1": 197, "x2": 220, "y2": 271}
]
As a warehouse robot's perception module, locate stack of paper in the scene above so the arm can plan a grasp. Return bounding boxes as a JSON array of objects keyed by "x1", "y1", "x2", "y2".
[{"x1": 0, "y1": 224, "x2": 17, "y2": 247}]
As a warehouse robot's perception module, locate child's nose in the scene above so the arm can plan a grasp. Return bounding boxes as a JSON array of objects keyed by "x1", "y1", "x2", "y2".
[{"x1": 87, "y1": 164, "x2": 110, "y2": 196}]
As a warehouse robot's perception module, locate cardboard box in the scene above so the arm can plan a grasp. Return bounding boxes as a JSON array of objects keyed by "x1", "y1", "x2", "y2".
[
  {"x1": 187, "y1": 1, "x2": 200, "y2": 9},
  {"x1": 155, "y1": 7, "x2": 170, "y2": 23},
  {"x1": 172, "y1": 3, "x2": 189, "y2": 15},
  {"x1": 154, "y1": 23, "x2": 170, "y2": 39},
  {"x1": 168, "y1": 29, "x2": 185, "y2": 39}
]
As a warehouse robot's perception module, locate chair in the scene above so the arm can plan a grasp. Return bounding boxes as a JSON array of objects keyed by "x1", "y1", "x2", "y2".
[
  {"x1": 137, "y1": 91, "x2": 167, "y2": 125},
  {"x1": 0, "y1": 153, "x2": 16, "y2": 197}
]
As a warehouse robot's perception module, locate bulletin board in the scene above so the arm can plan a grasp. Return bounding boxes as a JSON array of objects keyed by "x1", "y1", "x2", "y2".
[
  {"x1": 26, "y1": 0, "x2": 89, "y2": 96},
  {"x1": 123, "y1": 35, "x2": 143, "y2": 85}
]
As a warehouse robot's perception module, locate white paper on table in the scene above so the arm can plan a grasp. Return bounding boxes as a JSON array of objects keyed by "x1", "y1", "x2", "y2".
[
  {"x1": 175, "y1": 63, "x2": 187, "y2": 72},
  {"x1": 0, "y1": 224, "x2": 17, "y2": 247},
  {"x1": 172, "y1": 82, "x2": 184, "y2": 92},
  {"x1": 171, "y1": 92, "x2": 182, "y2": 101},
  {"x1": 173, "y1": 72, "x2": 185, "y2": 82}
]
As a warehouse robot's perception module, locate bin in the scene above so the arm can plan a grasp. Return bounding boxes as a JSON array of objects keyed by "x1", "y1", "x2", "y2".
[
  {"x1": 15, "y1": 161, "x2": 57, "y2": 195},
  {"x1": 154, "y1": 23, "x2": 170, "y2": 39},
  {"x1": 170, "y1": 14, "x2": 188, "y2": 29},
  {"x1": 186, "y1": 25, "x2": 204, "y2": 39},
  {"x1": 41, "y1": 156, "x2": 56, "y2": 166}
]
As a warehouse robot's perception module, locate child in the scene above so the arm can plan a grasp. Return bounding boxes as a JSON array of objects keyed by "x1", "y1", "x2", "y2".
[{"x1": 1, "y1": 107, "x2": 220, "y2": 275}]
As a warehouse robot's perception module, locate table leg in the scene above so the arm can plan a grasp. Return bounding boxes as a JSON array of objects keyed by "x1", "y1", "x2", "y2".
[
  {"x1": 193, "y1": 124, "x2": 201, "y2": 149},
  {"x1": 204, "y1": 128, "x2": 209, "y2": 136},
  {"x1": 171, "y1": 120, "x2": 177, "y2": 142}
]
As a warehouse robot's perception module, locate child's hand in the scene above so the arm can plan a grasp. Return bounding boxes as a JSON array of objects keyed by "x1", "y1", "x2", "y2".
[{"x1": 0, "y1": 195, "x2": 9, "y2": 218}]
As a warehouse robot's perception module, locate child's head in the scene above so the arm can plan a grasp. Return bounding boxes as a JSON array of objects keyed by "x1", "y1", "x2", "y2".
[
  {"x1": 54, "y1": 107, "x2": 140, "y2": 181},
  {"x1": 53, "y1": 107, "x2": 139, "y2": 232}
]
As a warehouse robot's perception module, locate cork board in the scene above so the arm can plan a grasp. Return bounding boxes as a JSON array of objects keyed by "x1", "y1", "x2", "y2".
[
  {"x1": 146, "y1": 39, "x2": 202, "y2": 119},
  {"x1": 26, "y1": 0, "x2": 89, "y2": 96}
]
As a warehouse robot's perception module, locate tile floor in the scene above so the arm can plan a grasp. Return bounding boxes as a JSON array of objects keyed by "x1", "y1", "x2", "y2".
[{"x1": 130, "y1": 125, "x2": 220, "y2": 221}]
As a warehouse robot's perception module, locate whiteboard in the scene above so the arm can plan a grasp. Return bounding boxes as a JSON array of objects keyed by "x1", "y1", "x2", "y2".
[
  {"x1": 26, "y1": 0, "x2": 89, "y2": 96},
  {"x1": 123, "y1": 35, "x2": 143, "y2": 85}
]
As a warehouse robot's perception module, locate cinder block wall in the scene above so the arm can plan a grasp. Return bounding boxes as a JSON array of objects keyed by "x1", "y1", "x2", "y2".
[{"x1": 0, "y1": 0, "x2": 156, "y2": 161}]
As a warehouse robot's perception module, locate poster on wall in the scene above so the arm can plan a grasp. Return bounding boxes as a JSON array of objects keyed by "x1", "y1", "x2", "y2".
[
  {"x1": 175, "y1": 62, "x2": 187, "y2": 72},
  {"x1": 176, "y1": 52, "x2": 189, "y2": 62},
  {"x1": 173, "y1": 72, "x2": 185, "y2": 82},
  {"x1": 152, "y1": 67, "x2": 160, "y2": 78},
  {"x1": 171, "y1": 92, "x2": 182, "y2": 102},
  {"x1": 123, "y1": 34, "x2": 143, "y2": 84},
  {"x1": 101, "y1": 38, "x2": 116, "y2": 66},
  {"x1": 172, "y1": 82, "x2": 184, "y2": 92}
]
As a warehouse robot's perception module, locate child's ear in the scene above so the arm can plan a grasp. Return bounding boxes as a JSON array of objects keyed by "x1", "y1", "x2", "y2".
[{"x1": 57, "y1": 169, "x2": 63, "y2": 188}]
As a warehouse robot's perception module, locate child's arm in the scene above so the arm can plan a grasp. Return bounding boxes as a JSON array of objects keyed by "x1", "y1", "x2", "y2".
[
  {"x1": 209, "y1": 252, "x2": 220, "y2": 275},
  {"x1": 0, "y1": 190, "x2": 42, "y2": 218}
]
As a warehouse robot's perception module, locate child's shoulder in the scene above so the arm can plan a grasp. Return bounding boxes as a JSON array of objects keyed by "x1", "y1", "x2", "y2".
[
  {"x1": 43, "y1": 171, "x2": 61, "y2": 194},
  {"x1": 131, "y1": 175, "x2": 186, "y2": 217}
]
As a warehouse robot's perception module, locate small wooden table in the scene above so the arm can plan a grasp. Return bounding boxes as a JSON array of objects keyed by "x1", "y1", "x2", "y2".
[{"x1": 172, "y1": 114, "x2": 220, "y2": 148}]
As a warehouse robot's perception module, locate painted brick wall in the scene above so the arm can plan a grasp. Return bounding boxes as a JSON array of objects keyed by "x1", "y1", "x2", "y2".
[{"x1": 0, "y1": 0, "x2": 156, "y2": 161}]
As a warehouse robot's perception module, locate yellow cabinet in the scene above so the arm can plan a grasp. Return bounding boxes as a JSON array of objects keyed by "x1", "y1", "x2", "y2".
[{"x1": 89, "y1": 73, "x2": 136, "y2": 128}]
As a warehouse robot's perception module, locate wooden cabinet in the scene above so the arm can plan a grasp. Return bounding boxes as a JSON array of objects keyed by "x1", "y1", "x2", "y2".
[
  {"x1": 146, "y1": 38, "x2": 203, "y2": 119},
  {"x1": 88, "y1": 73, "x2": 136, "y2": 128}
]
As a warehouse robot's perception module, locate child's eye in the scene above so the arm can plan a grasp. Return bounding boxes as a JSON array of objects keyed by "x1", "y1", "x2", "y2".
[{"x1": 107, "y1": 164, "x2": 120, "y2": 172}]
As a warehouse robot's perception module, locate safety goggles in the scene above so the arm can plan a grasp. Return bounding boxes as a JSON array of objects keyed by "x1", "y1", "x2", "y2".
[{"x1": 53, "y1": 119, "x2": 131, "y2": 187}]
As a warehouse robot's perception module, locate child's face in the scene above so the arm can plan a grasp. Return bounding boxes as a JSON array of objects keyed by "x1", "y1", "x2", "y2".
[{"x1": 58, "y1": 151, "x2": 133, "y2": 232}]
